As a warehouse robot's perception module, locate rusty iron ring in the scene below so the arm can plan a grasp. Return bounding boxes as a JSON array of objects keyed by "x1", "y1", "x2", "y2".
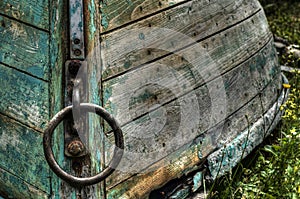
[{"x1": 43, "y1": 103, "x2": 124, "y2": 187}]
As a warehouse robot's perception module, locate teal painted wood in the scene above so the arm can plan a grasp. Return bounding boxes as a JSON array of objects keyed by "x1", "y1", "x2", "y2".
[
  {"x1": 0, "y1": 114, "x2": 49, "y2": 198},
  {"x1": 0, "y1": 1, "x2": 51, "y2": 198},
  {"x1": 0, "y1": 15, "x2": 49, "y2": 80},
  {"x1": 101, "y1": 0, "x2": 261, "y2": 80},
  {"x1": 0, "y1": 63, "x2": 49, "y2": 131},
  {"x1": 48, "y1": 0, "x2": 106, "y2": 198},
  {"x1": 48, "y1": 0, "x2": 71, "y2": 198},
  {"x1": 0, "y1": 168, "x2": 47, "y2": 199},
  {"x1": 85, "y1": 0, "x2": 107, "y2": 198},
  {"x1": 0, "y1": 0, "x2": 49, "y2": 30}
]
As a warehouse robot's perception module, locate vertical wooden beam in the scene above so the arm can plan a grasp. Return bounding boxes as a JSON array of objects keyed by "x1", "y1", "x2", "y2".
[
  {"x1": 84, "y1": 0, "x2": 106, "y2": 197},
  {"x1": 49, "y1": 0, "x2": 73, "y2": 198}
]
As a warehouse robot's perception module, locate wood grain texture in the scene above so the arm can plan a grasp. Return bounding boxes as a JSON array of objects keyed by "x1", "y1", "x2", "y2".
[
  {"x1": 0, "y1": 15, "x2": 50, "y2": 80},
  {"x1": 0, "y1": 168, "x2": 47, "y2": 199},
  {"x1": 0, "y1": 114, "x2": 49, "y2": 197},
  {"x1": 47, "y1": 0, "x2": 73, "y2": 198},
  {"x1": 0, "y1": 0, "x2": 49, "y2": 30},
  {"x1": 100, "y1": 0, "x2": 187, "y2": 32},
  {"x1": 104, "y1": 39, "x2": 280, "y2": 188},
  {"x1": 106, "y1": 75, "x2": 282, "y2": 199},
  {"x1": 0, "y1": 63, "x2": 49, "y2": 131},
  {"x1": 100, "y1": 0, "x2": 261, "y2": 80},
  {"x1": 103, "y1": 10, "x2": 271, "y2": 128}
]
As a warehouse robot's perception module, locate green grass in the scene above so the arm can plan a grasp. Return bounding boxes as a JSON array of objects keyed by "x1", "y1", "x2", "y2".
[{"x1": 209, "y1": 0, "x2": 300, "y2": 198}]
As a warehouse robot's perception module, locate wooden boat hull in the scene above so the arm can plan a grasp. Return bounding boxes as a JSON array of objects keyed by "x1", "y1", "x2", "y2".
[{"x1": 0, "y1": 0, "x2": 286, "y2": 198}]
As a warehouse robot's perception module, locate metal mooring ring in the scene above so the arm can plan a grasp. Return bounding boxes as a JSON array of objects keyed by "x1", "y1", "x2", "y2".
[{"x1": 43, "y1": 103, "x2": 124, "y2": 187}]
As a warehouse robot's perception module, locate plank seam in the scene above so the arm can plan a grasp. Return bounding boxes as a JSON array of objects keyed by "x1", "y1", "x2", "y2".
[
  {"x1": 106, "y1": 68, "x2": 280, "y2": 190},
  {"x1": 0, "y1": 61, "x2": 48, "y2": 83},
  {"x1": 0, "y1": 111, "x2": 43, "y2": 134},
  {"x1": 0, "y1": 165, "x2": 49, "y2": 195},
  {"x1": 100, "y1": 0, "x2": 193, "y2": 35},
  {"x1": 102, "y1": 8, "x2": 262, "y2": 82},
  {"x1": 0, "y1": 12, "x2": 50, "y2": 33},
  {"x1": 104, "y1": 31, "x2": 273, "y2": 134}
]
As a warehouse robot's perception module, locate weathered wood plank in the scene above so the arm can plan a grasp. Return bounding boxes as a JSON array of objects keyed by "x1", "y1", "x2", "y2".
[
  {"x1": 106, "y1": 75, "x2": 282, "y2": 198},
  {"x1": 77, "y1": 0, "x2": 106, "y2": 198},
  {"x1": 105, "y1": 40, "x2": 280, "y2": 188},
  {"x1": 0, "y1": 15, "x2": 49, "y2": 80},
  {"x1": 99, "y1": 0, "x2": 258, "y2": 33},
  {"x1": 0, "y1": 0, "x2": 49, "y2": 30},
  {"x1": 0, "y1": 114, "x2": 49, "y2": 197},
  {"x1": 48, "y1": 0, "x2": 105, "y2": 198},
  {"x1": 48, "y1": 0, "x2": 73, "y2": 198},
  {"x1": 100, "y1": 0, "x2": 261, "y2": 79},
  {"x1": 0, "y1": 168, "x2": 47, "y2": 199},
  {"x1": 207, "y1": 77, "x2": 287, "y2": 179},
  {"x1": 103, "y1": 10, "x2": 272, "y2": 128},
  {"x1": 100, "y1": 0, "x2": 187, "y2": 32},
  {"x1": 0, "y1": 63, "x2": 49, "y2": 132}
]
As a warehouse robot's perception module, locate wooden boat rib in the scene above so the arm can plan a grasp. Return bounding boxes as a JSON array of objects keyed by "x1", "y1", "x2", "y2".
[{"x1": 0, "y1": 0, "x2": 287, "y2": 198}]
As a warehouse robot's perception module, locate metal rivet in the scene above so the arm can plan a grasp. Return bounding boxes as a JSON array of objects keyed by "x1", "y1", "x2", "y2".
[
  {"x1": 74, "y1": 49, "x2": 82, "y2": 56},
  {"x1": 74, "y1": 38, "x2": 80, "y2": 44},
  {"x1": 67, "y1": 140, "x2": 85, "y2": 156}
]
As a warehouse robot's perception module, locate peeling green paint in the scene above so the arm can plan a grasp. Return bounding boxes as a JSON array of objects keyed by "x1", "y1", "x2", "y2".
[
  {"x1": 192, "y1": 172, "x2": 203, "y2": 192},
  {"x1": 88, "y1": 0, "x2": 97, "y2": 40},
  {"x1": 0, "y1": 0, "x2": 49, "y2": 30},
  {"x1": 0, "y1": 15, "x2": 50, "y2": 80},
  {"x1": 139, "y1": 32, "x2": 145, "y2": 40},
  {"x1": 0, "y1": 64, "x2": 49, "y2": 130},
  {"x1": 100, "y1": 13, "x2": 109, "y2": 29},
  {"x1": 207, "y1": 82, "x2": 287, "y2": 179},
  {"x1": 170, "y1": 187, "x2": 190, "y2": 199},
  {"x1": 0, "y1": 114, "x2": 49, "y2": 196},
  {"x1": 124, "y1": 60, "x2": 132, "y2": 69},
  {"x1": 126, "y1": 0, "x2": 133, "y2": 5}
]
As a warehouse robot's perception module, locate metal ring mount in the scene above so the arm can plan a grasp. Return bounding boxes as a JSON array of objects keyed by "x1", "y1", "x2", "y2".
[
  {"x1": 72, "y1": 79, "x2": 81, "y2": 117},
  {"x1": 43, "y1": 103, "x2": 124, "y2": 187}
]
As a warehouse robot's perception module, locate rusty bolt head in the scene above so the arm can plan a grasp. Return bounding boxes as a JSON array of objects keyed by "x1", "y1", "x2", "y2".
[
  {"x1": 74, "y1": 49, "x2": 82, "y2": 56},
  {"x1": 74, "y1": 38, "x2": 81, "y2": 45},
  {"x1": 67, "y1": 140, "x2": 84, "y2": 156}
]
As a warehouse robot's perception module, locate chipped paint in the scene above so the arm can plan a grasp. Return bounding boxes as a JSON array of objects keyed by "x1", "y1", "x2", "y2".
[
  {"x1": 88, "y1": 0, "x2": 97, "y2": 40},
  {"x1": 0, "y1": 114, "x2": 50, "y2": 196},
  {"x1": 101, "y1": 13, "x2": 109, "y2": 30},
  {"x1": 0, "y1": 128, "x2": 20, "y2": 152},
  {"x1": 0, "y1": 16, "x2": 49, "y2": 80},
  {"x1": 9, "y1": 21, "x2": 27, "y2": 39},
  {"x1": 1, "y1": 0, "x2": 49, "y2": 30},
  {"x1": 170, "y1": 187, "x2": 190, "y2": 199},
  {"x1": 192, "y1": 172, "x2": 203, "y2": 192},
  {"x1": 0, "y1": 64, "x2": 49, "y2": 130},
  {"x1": 208, "y1": 77, "x2": 288, "y2": 179}
]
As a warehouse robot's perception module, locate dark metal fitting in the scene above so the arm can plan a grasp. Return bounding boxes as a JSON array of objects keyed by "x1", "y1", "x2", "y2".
[
  {"x1": 74, "y1": 38, "x2": 81, "y2": 44},
  {"x1": 74, "y1": 49, "x2": 82, "y2": 56},
  {"x1": 43, "y1": 103, "x2": 124, "y2": 187},
  {"x1": 67, "y1": 140, "x2": 85, "y2": 156},
  {"x1": 68, "y1": 61, "x2": 81, "y2": 75}
]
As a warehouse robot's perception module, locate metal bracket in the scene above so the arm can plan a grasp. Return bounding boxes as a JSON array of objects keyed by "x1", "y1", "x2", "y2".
[
  {"x1": 69, "y1": 0, "x2": 85, "y2": 60},
  {"x1": 64, "y1": 60, "x2": 88, "y2": 157},
  {"x1": 64, "y1": 0, "x2": 88, "y2": 157}
]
